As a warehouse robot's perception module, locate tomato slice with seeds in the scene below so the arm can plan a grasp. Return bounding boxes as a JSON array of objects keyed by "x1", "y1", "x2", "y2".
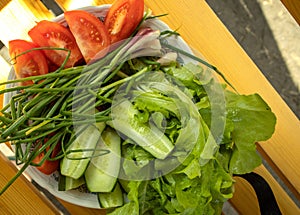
[
  {"x1": 104, "y1": 0, "x2": 144, "y2": 44},
  {"x1": 64, "y1": 10, "x2": 110, "y2": 63},
  {"x1": 8, "y1": 39, "x2": 48, "y2": 86},
  {"x1": 28, "y1": 20, "x2": 83, "y2": 68}
]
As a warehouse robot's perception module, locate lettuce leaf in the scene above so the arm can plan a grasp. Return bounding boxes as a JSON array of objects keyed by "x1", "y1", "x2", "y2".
[
  {"x1": 225, "y1": 92, "x2": 277, "y2": 174},
  {"x1": 107, "y1": 60, "x2": 276, "y2": 214}
]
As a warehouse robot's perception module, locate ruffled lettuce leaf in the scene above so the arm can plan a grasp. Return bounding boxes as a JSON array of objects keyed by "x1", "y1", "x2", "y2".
[
  {"x1": 107, "y1": 61, "x2": 276, "y2": 214},
  {"x1": 225, "y1": 92, "x2": 276, "y2": 174}
]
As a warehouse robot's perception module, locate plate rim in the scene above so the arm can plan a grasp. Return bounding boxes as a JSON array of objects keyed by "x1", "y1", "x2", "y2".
[{"x1": 4, "y1": 4, "x2": 197, "y2": 209}]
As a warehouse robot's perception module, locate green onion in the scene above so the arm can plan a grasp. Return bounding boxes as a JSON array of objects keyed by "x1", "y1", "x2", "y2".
[
  {"x1": 0, "y1": 14, "x2": 233, "y2": 196},
  {"x1": 0, "y1": 23, "x2": 164, "y2": 194}
]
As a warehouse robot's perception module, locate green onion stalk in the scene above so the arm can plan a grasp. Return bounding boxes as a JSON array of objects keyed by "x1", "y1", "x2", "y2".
[
  {"x1": 0, "y1": 23, "x2": 165, "y2": 194},
  {"x1": 0, "y1": 13, "x2": 233, "y2": 195}
]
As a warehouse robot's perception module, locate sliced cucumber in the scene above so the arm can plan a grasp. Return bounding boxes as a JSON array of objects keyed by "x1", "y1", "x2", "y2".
[
  {"x1": 118, "y1": 179, "x2": 130, "y2": 193},
  {"x1": 58, "y1": 175, "x2": 85, "y2": 191},
  {"x1": 60, "y1": 123, "x2": 105, "y2": 179},
  {"x1": 85, "y1": 127, "x2": 121, "y2": 192},
  {"x1": 98, "y1": 182, "x2": 124, "y2": 208},
  {"x1": 108, "y1": 100, "x2": 174, "y2": 159}
]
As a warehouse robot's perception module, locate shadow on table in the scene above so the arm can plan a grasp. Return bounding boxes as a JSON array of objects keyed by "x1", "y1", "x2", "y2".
[{"x1": 207, "y1": 0, "x2": 300, "y2": 119}]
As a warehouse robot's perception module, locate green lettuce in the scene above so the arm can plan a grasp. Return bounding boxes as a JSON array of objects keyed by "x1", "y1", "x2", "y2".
[
  {"x1": 107, "y1": 61, "x2": 276, "y2": 214},
  {"x1": 225, "y1": 92, "x2": 276, "y2": 174}
]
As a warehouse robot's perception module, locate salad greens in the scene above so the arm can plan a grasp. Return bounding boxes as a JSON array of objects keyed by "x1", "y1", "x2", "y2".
[
  {"x1": 105, "y1": 60, "x2": 276, "y2": 214},
  {"x1": 0, "y1": 12, "x2": 276, "y2": 214}
]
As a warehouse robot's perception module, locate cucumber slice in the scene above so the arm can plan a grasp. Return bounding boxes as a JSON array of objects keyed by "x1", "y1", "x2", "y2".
[
  {"x1": 85, "y1": 128, "x2": 121, "y2": 192},
  {"x1": 60, "y1": 123, "x2": 105, "y2": 179},
  {"x1": 108, "y1": 100, "x2": 174, "y2": 159},
  {"x1": 118, "y1": 179, "x2": 130, "y2": 193},
  {"x1": 98, "y1": 182, "x2": 124, "y2": 208},
  {"x1": 58, "y1": 175, "x2": 85, "y2": 191}
]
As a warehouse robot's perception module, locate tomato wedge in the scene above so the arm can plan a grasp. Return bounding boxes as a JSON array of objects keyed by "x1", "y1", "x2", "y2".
[
  {"x1": 104, "y1": 0, "x2": 144, "y2": 44},
  {"x1": 8, "y1": 39, "x2": 48, "y2": 86},
  {"x1": 64, "y1": 10, "x2": 110, "y2": 63},
  {"x1": 28, "y1": 20, "x2": 83, "y2": 68},
  {"x1": 32, "y1": 139, "x2": 61, "y2": 175}
]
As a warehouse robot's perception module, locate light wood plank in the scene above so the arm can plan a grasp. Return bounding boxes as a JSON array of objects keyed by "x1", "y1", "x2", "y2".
[
  {"x1": 281, "y1": 0, "x2": 300, "y2": 25},
  {"x1": 1, "y1": 0, "x2": 299, "y2": 214},
  {"x1": 0, "y1": 0, "x2": 10, "y2": 10},
  {"x1": 55, "y1": 0, "x2": 109, "y2": 10},
  {"x1": 142, "y1": 0, "x2": 300, "y2": 194},
  {"x1": 230, "y1": 165, "x2": 300, "y2": 215},
  {"x1": 142, "y1": 0, "x2": 300, "y2": 213},
  {"x1": 0, "y1": 152, "x2": 60, "y2": 214}
]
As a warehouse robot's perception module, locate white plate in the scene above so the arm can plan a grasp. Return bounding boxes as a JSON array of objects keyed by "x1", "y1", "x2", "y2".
[{"x1": 4, "y1": 5, "x2": 197, "y2": 209}]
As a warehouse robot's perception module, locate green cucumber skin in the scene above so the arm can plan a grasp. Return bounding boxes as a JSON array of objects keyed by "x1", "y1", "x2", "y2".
[
  {"x1": 60, "y1": 123, "x2": 105, "y2": 179},
  {"x1": 85, "y1": 128, "x2": 121, "y2": 193},
  {"x1": 58, "y1": 175, "x2": 85, "y2": 191},
  {"x1": 109, "y1": 100, "x2": 174, "y2": 159},
  {"x1": 85, "y1": 163, "x2": 117, "y2": 192},
  {"x1": 98, "y1": 182, "x2": 124, "y2": 208}
]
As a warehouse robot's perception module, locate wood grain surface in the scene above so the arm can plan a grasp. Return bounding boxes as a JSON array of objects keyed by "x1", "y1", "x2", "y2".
[
  {"x1": 281, "y1": 0, "x2": 300, "y2": 25},
  {"x1": 0, "y1": 0, "x2": 299, "y2": 214},
  {"x1": 0, "y1": 152, "x2": 60, "y2": 214}
]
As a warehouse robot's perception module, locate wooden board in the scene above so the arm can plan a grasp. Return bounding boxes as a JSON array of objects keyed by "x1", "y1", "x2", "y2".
[
  {"x1": 0, "y1": 152, "x2": 60, "y2": 214},
  {"x1": 0, "y1": 0, "x2": 299, "y2": 214},
  {"x1": 281, "y1": 0, "x2": 300, "y2": 25}
]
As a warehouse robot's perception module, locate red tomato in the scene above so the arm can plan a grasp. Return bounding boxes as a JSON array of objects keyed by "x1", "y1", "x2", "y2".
[
  {"x1": 64, "y1": 10, "x2": 110, "y2": 63},
  {"x1": 104, "y1": 0, "x2": 144, "y2": 44},
  {"x1": 32, "y1": 140, "x2": 61, "y2": 175},
  {"x1": 8, "y1": 39, "x2": 48, "y2": 86},
  {"x1": 28, "y1": 20, "x2": 83, "y2": 68}
]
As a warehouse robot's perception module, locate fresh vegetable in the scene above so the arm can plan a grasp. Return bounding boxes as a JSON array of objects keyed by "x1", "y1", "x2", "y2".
[
  {"x1": 0, "y1": 3, "x2": 277, "y2": 215},
  {"x1": 60, "y1": 123, "x2": 105, "y2": 179},
  {"x1": 107, "y1": 99, "x2": 174, "y2": 160},
  {"x1": 98, "y1": 182, "x2": 124, "y2": 208},
  {"x1": 64, "y1": 10, "x2": 110, "y2": 63},
  {"x1": 104, "y1": 0, "x2": 144, "y2": 43},
  {"x1": 31, "y1": 137, "x2": 60, "y2": 175},
  {"x1": 28, "y1": 20, "x2": 83, "y2": 68},
  {"x1": 58, "y1": 175, "x2": 85, "y2": 191},
  {"x1": 85, "y1": 127, "x2": 121, "y2": 192},
  {"x1": 106, "y1": 63, "x2": 276, "y2": 214},
  {"x1": 8, "y1": 39, "x2": 48, "y2": 86}
]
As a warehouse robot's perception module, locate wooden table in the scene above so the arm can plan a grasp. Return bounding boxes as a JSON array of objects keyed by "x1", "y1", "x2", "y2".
[
  {"x1": 281, "y1": 0, "x2": 300, "y2": 25},
  {"x1": 1, "y1": 0, "x2": 300, "y2": 214}
]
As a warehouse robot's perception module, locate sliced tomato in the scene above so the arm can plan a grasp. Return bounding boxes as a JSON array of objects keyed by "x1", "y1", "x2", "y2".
[
  {"x1": 104, "y1": 0, "x2": 144, "y2": 44},
  {"x1": 8, "y1": 39, "x2": 48, "y2": 86},
  {"x1": 32, "y1": 139, "x2": 61, "y2": 175},
  {"x1": 28, "y1": 20, "x2": 83, "y2": 68},
  {"x1": 64, "y1": 10, "x2": 110, "y2": 63}
]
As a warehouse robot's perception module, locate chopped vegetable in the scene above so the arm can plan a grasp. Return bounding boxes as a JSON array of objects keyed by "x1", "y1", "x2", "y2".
[
  {"x1": 31, "y1": 136, "x2": 60, "y2": 175},
  {"x1": 60, "y1": 123, "x2": 105, "y2": 179},
  {"x1": 0, "y1": 3, "x2": 277, "y2": 215},
  {"x1": 58, "y1": 175, "x2": 85, "y2": 191},
  {"x1": 85, "y1": 127, "x2": 121, "y2": 192},
  {"x1": 98, "y1": 182, "x2": 124, "y2": 208},
  {"x1": 28, "y1": 20, "x2": 83, "y2": 68},
  {"x1": 64, "y1": 10, "x2": 111, "y2": 63},
  {"x1": 8, "y1": 39, "x2": 48, "y2": 86},
  {"x1": 108, "y1": 99, "x2": 174, "y2": 160},
  {"x1": 104, "y1": 0, "x2": 145, "y2": 43}
]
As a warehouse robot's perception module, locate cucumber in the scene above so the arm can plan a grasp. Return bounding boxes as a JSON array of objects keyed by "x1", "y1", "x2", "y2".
[
  {"x1": 60, "y1": 123, "x2": 105, "y2": 179},
  {"x1": 98, "y1": 182, "x2": 124, "y2": 208},
  {"x1": 58, "y1": 175, "x2": 85, "y2": 191},
  {"x1": 108, "y1": 100, "x2": 174, "y2": 159},
  {"x1": 85, "y1": 128, "x2": 121, "y2": 192},
  {"x1": 118, "y1": 179, "x2": 130, "y2": 193}
]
